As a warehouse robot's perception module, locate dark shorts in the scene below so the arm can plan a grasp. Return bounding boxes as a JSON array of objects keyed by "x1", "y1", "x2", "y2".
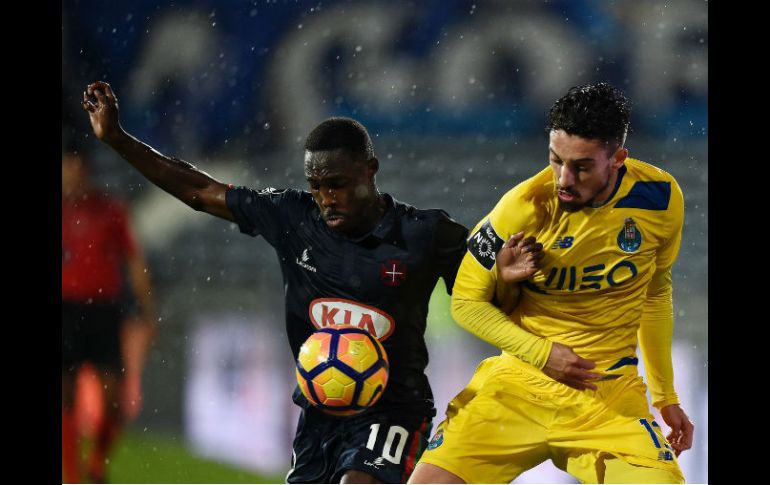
[
  {"x1": 62, "y1": 300, "x2": 125, "y2": 374},
  {"x1": 287, "y1": 388, "x2": 435, "y2": 484}
]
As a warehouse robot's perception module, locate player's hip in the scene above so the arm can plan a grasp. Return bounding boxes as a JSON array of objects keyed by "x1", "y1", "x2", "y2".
[{"x1": 466, "y1": 352, "x2": 647, "y2": 410}]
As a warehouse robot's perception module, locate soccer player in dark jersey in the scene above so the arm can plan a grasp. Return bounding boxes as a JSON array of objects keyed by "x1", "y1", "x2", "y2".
[
  {"x1": 62, "y1": 148, "x2": 157, "y2": 483},
  {"x1": 82, "y1": 81, "x2": 468, "y2": 483}
]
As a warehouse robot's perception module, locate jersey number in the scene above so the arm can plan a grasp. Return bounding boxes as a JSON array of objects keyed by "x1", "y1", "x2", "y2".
[{"x1": 366, "y1": 423, "x2": 409, "y2": 464}]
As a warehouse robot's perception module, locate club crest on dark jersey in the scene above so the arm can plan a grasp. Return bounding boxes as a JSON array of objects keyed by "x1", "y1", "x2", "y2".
[
  {"x1": 468, "y1": 219, "x2": 504, "y2": 270},
  {"x1": 617, "y1": 217, "x2": 642, "y2": 252},
  {"x1": 380, "y1": 259, "x2": 408, "y2": 287}
]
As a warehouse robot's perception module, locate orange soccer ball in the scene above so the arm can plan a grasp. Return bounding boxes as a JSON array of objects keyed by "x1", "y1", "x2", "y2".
[{"x1": 295, "y1": 325, "x2": 389, "y2": 416}]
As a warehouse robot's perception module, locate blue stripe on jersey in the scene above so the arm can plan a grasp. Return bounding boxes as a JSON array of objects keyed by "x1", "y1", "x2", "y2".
[
  {"x1": 606, "y1": 356, "x2": 639, "y2": 370},
  {"x1": 614, "y1": 181, "x2": 671, "y2": 210}
]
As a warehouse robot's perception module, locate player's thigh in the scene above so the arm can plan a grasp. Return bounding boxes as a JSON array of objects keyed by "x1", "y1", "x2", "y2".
[
  {"x1": 334, "y1": 405, "x2": 434, "y2": 484},
  {"x1": 418, "y1": 386, "x2": 551, "y2": 484},
  {"x1": 560, "y1": 451, "x2": 684, "y2": 484},
  {"x1": 408, "y1": 462, "x2": 465, "y2": 484},
  {"x1": 286, "y1": 405, "x2": 340, "y2": 484},
  {"x1": 551, "y1": 383, "x2": 685, "y2": 483},
  {"x1": 340, "y1": 469, "x2": 382, "y2": 483},
  {"x1": 602, "y1": 457, "x2": 684, "y2": 484}
]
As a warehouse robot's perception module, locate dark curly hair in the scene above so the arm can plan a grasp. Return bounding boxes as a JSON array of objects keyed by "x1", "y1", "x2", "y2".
[
  {"x1": 546, "y1": 82, "x2": 631, "y2": 148},
  {"x1": 304, "y1": 117, "x2": 375, "y2": 161}
]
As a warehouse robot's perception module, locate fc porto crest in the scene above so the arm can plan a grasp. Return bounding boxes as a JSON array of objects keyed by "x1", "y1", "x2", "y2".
[
  {"x1": 617, "y1": 217, "x2": 642, "y2": 252},
  {"x1": 380, "y1": 259, "x2": 408, "y2": 287},
  {"x1": 427, "y1": 429, "x2": 444, "y2": 450}
]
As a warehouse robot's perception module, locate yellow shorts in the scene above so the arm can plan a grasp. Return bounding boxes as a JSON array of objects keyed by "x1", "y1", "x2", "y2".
[{"x1": 418, "y1": 353, "x2": 684, "y2": 484}]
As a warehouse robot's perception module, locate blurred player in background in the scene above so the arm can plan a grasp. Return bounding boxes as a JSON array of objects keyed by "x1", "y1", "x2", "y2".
[
  {"x1": 82, "y1": 81, "x2": 468, "y2": 483},
  {"x1": 410, "y1": 83, "x2": 694, "y2": 484},
  {"x1": 62, "y1": 147, "x2": 157, "y2": 483}
]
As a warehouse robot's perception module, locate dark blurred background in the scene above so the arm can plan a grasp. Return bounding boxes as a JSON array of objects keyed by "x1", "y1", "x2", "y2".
[{"x1": 62, "y1": 0, "x2": 707, "y2": 482}]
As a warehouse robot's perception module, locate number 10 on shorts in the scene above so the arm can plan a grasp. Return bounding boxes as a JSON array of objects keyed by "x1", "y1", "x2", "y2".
[{"x1": 366, "y1": 423, "x2": 409, "y2": 464}]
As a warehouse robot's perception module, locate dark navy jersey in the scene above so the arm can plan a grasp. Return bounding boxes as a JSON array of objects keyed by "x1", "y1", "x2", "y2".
[{"x1": 225, "y1": 187, "x2": 468, "y2": 410}]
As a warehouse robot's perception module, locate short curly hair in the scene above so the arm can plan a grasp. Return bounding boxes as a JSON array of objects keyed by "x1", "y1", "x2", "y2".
[{"x1": 546, "y1": 82, "x2": 631, "y2": 147}]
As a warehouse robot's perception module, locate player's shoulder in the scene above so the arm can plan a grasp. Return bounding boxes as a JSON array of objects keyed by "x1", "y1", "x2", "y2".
[
  {"x1": 499, "y1": 166, "x2": 554, "y2": 206},
  {"x1": 616, "y1": 158, "x2": 683, "y2": 211},
  {"x1": 390, "y1": 196, "x2": 455, "y2": 226},
  {"x1": 230, "y1": 185, "x2": 312, "y2": 206},
  {"x1": 624, "y1": 157, "x2": 679, "y2": 184},
  {"x1": 389, "y1": 196, "x2": 467, "y2": 243},
  {"x1": 488, "y1": 166, "x2": 555, "y2": 227}
]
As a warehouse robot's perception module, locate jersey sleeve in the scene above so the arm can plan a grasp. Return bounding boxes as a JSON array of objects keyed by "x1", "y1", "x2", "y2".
[
  {"x1": 638, "y1": 177, "x2": 684, "y2": 409},
  {"x1": 430, "y1": 213, "x2": 469, "y2": 294},
  {"x1": 451, "y1": 185, "x2": 553, "y2": 368},
  {"x1": 225, "y1": 186, "x2": 295, "y2": 246}
]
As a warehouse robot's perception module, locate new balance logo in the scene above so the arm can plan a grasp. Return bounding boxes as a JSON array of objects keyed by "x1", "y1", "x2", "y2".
[{"x1": 551, "y1": 236, "x2": 575, "y2": 249}]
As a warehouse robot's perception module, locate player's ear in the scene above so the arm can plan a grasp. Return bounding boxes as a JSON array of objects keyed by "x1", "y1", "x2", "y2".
[
  {"x1": 612, "y1": 147, "x2": 628, "y2": 170},
  {"x1": 366, "y1": 157, "x2": 379, "y2": 177}
]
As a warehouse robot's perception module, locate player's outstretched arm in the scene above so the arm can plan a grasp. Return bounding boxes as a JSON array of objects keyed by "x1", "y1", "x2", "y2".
[{"x1": 82, "y1": 81, "x2": 235, "y2": 222}]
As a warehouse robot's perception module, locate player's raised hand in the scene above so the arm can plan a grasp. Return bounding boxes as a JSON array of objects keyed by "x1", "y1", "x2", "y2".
[
  {"x1": 82, "y1": 81, "x2": 124, "y2": 144},
  {"x1": 660, "y1": 404, "x2": 694, "y2": 457},
  {"x1": 496, "y1": 231, "x2": 544, "y2": 284},
  {"x1": 542, "y1": 342, "x2": 601, "y2": 391}
]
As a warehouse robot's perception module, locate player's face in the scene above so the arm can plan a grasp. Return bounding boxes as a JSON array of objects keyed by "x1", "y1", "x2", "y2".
[
  {"x1": 304, "y1": 149, "x2": 378, "y2": 234},
  {"x1": 548, "y1": 129, "x2": 627, "y2": 212}
]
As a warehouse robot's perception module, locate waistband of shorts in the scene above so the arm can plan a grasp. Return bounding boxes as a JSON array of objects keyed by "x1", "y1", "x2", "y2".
[{"x1": 499, "y1": 351, "x2": 641, "y2": 381}]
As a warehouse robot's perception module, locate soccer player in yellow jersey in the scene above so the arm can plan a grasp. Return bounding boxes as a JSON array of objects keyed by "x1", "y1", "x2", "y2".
[{"x1": 409, "y1": 83, "x2": 694, "y2": 484}]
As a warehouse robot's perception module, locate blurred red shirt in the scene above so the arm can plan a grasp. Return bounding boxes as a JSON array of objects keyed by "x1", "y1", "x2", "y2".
[{"x1": 62, "y1": 193, "x2": 137, "y2": 303}]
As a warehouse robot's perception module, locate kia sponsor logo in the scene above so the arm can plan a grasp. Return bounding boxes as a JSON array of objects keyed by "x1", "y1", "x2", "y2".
[{"x1": 308, "y1": 298, "x2": 395, "y2": 341}]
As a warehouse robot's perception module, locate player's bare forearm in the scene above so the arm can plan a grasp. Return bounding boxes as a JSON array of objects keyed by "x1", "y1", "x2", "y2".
[
  {"x1": 108, "y1": 132, "x2": 234, "y2": 221},
  {"x1": 83, "y1": 81, "x2": 234, "y2": 221}
]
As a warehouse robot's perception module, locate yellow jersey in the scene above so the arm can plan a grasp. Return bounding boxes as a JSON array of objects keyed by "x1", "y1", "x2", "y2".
[{"x1": 452, "y1": 158, "x2": 683, "y2": 408}]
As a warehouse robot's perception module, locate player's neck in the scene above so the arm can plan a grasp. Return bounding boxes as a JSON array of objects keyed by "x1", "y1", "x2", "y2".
[
  {"x1": 344, "y1": 193, "x2": 386, "y2": 238},
  {"x1": 588, "y1": 169, "x2": 621, "y2": 208}
]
